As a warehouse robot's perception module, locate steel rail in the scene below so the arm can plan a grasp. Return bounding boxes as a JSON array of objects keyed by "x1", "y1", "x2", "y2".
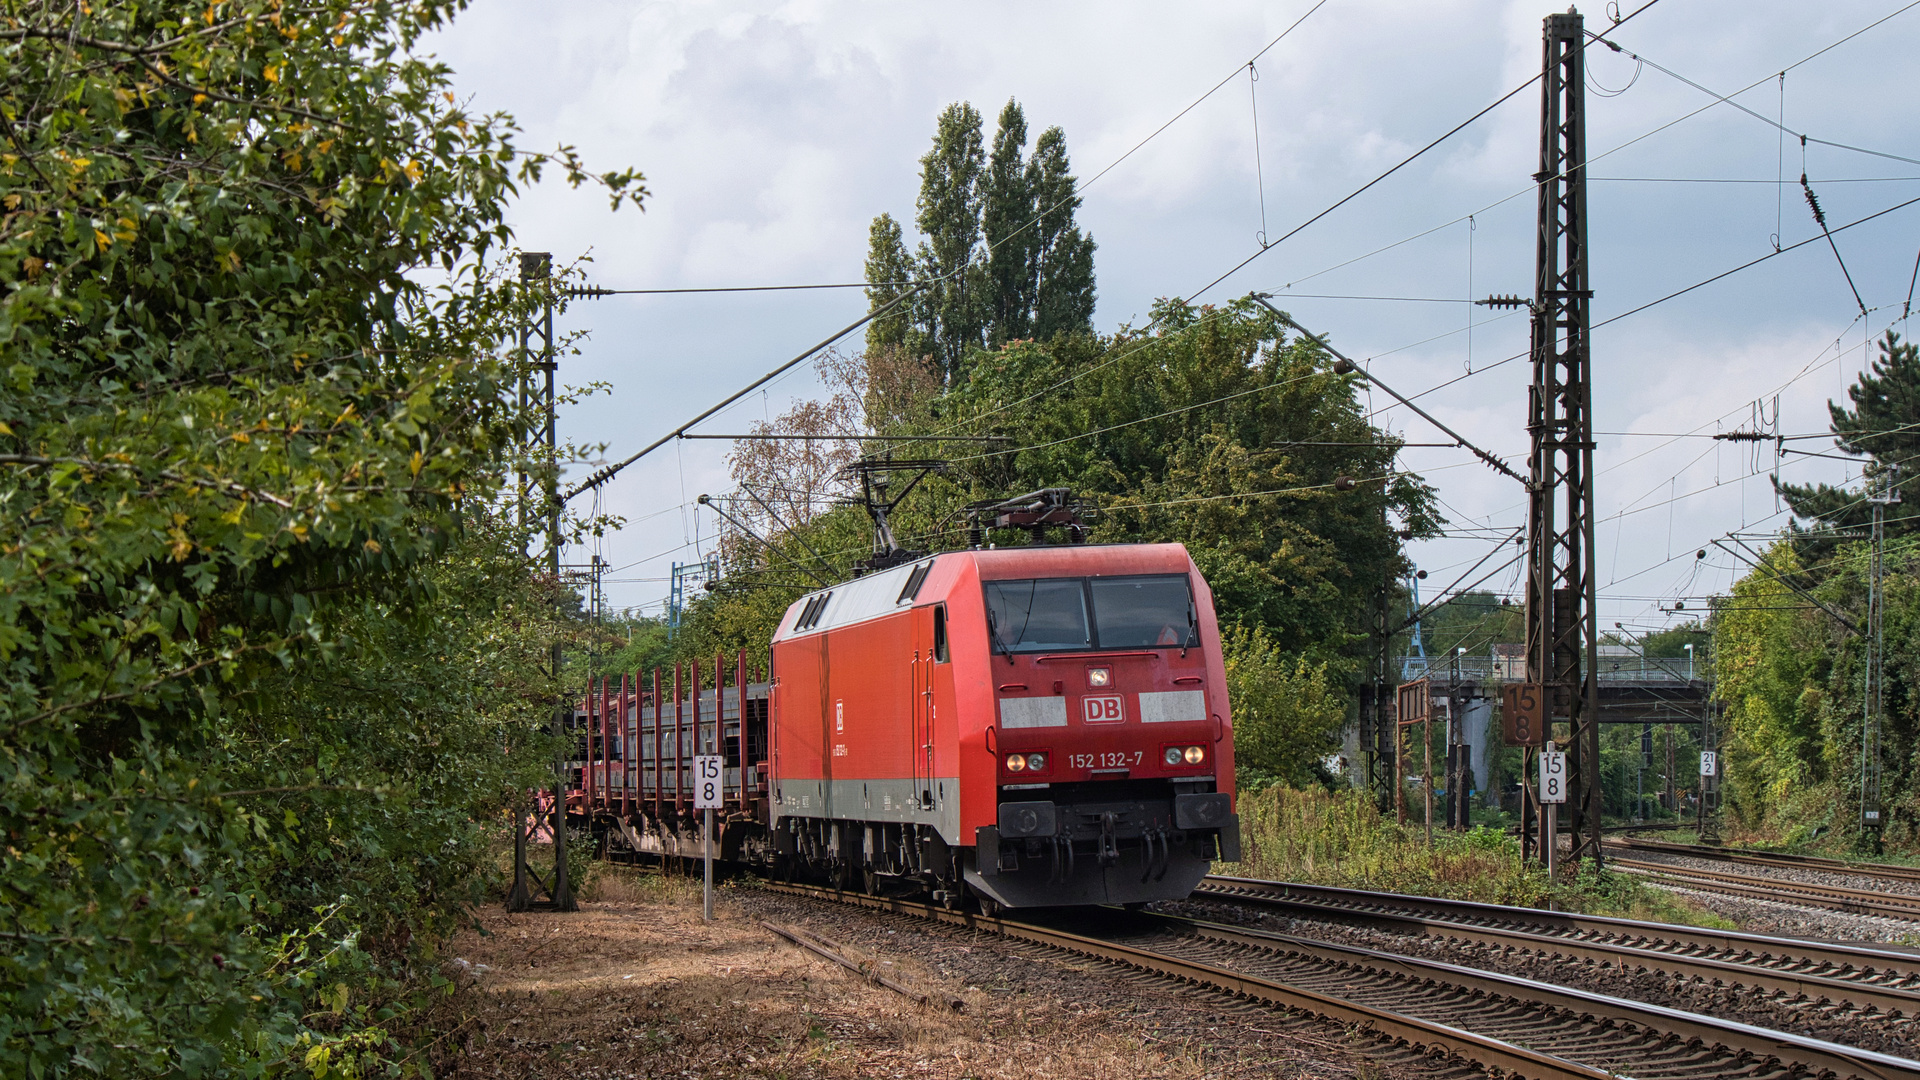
[
  {"x1": 1190, "y1": 878, "x2": 1920, "y2": 1015},
  {"x1": 760, "y1": 880, "x2": 1920, "y2": 1080},
  {"x1": 1609, "y1": 836, "x2": 1920, "y2": 885},
  {"x1": 1611, "y1": 857, "x2": 1920, "y2": 921},
  {"x1": 760, "y1": 883, "x2": 1613, "y2": 1080},
  {"x1": 1136, "y1": 909, "x2": 1920, "y2": 1080},
  {"x1": 1203, "y1": 876, "x2": 1920, "y2": 976}
]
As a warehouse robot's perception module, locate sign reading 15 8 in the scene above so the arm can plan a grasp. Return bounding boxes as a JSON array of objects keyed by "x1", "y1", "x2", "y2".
[
  {"x1": 1538, "y1": 750, "x2": 1567, "y2": 804},
  {"x1": 694, "y1": 755, "x2": 722, "y2": 810}
]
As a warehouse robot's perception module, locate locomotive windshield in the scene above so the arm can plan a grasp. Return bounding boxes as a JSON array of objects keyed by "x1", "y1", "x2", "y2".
[
  {"x1": 984, "y1": 579, "x2": 1090, "y2": 651},
  {"x1": 984, "y1": 575, "x2": 1194, "y2": 653}
]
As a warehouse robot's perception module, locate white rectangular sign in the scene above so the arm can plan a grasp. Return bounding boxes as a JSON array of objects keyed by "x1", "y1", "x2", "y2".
[
  {"x1": 694, "y1": 755, "x2": 723, "y2": 809},
  {"x1": 1538, "y1": 750, "x2": 1567, "y2": 804},
  {"x1": 1699, "y1": 750, "x2": 1717, "y2": 778}
]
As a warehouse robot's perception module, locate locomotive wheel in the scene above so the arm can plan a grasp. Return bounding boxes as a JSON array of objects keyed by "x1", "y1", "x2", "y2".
[
  {"x1": 831, "y1": 858, "x2": 854, "y2": 892},
  {"x1": 861, "y1": 866, "x2": 881, "y2": 896},
  {"x1": 974, "y1": 892, "x2": 1001, "y2": 919}
]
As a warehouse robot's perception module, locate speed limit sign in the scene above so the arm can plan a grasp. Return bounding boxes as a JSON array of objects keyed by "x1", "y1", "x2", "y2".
[
  {"x1": 1538, "y1": 750, "x2": 1567, "y2": 804},
  {"x1": 694, "y1": 755, "x2": 723, "y2": 809}
]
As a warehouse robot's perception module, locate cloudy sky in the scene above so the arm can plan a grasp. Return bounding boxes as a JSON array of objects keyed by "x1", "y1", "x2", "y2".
[{"x1": 426, "y1": 0, "x2": 1920, "y2": 640}]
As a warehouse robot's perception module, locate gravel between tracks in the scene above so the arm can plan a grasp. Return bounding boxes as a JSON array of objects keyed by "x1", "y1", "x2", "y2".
[
  {"x1": 438, "y1": 872, "x2": 1489, "y2": 1080},
  {"x1": 1160, "y1": 896, "x2": 1920, "y2": 1057}
]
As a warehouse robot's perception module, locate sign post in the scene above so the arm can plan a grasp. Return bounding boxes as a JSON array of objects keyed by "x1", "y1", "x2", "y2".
[
  {"x1": 1539, "y1": 741, "x2": 1567, "y2": 883},
  {"x1": 694, "y1": 754, "x2": 722, "y2": 921}
]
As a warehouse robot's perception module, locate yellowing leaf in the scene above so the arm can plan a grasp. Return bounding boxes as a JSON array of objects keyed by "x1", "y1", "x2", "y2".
[
  {"x1": 0, "y1": 421, "x2": 12, "y2": 436},
  {"x1": 93, "y1": 229, "x2": 111, "y2": 249},
  {"x1": 363, "y1": 538, "x2": 381, "y2": 553},
  {"x1": 408, "y1": 450, "x2": 423, "y2": 477},
  {"x1": 231, "y1": 432, "x2": 250, "y2": 443},
  {"x1": 263, "y1": 64, "x2": 279, "y2": 83}
]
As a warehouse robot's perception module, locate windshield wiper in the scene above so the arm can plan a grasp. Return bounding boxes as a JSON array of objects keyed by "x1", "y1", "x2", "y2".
[{"x1": 987, "y1": 609, "x2": 1015, "y2": 666}]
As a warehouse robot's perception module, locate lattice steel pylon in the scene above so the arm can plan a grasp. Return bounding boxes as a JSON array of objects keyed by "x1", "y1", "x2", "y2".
[
  {"x1": 508, "y1": 251, "x2": 577, "y2": 912},
  {"x1": 1523, "y1": 10, "x2": 1603, "y2": 870}
]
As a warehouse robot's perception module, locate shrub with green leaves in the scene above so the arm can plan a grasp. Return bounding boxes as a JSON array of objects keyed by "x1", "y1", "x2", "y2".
[{"x1": 0, "y1": 2, "x2": 637, "y2": 1074}]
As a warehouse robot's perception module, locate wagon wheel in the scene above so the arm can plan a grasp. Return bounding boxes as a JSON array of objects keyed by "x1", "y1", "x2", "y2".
[{"x1": 861, "y1": 866, "x2": 881, "y2": 896}]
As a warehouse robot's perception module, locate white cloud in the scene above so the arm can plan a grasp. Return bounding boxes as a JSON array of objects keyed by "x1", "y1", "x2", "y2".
[{"x1": 423, "y1": 0, "x2": 1920, "y2": 623}]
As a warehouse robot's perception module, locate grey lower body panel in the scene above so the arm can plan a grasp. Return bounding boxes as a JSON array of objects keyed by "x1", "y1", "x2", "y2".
[
  {"x1": 771, "y1": 776, "x2": 962, "y2": 845},
  {"x1": 968, "y1": 790, "x2": 1237, "y2": 908},
  {"x1": 964, "y1": 840, "x2": 1213, "y2": 907}
]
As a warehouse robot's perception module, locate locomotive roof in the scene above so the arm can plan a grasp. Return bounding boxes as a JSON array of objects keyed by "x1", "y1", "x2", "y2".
[{"x1": 773, "y1": 542, "x2": 1195, "y2": 641}]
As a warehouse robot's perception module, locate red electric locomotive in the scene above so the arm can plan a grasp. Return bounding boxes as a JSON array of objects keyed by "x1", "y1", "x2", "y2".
[
  {"x1": 565, "y1": 486, "x2": 1240, "y2": 910},
  {"x1": 767, "y1": 536, "x2": 1239, "y2": 909}
]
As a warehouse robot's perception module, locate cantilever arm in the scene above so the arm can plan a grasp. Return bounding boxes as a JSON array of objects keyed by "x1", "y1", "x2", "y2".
[{"x1": 1250, "y1": 295, "x2": 1530, "y2": 489}]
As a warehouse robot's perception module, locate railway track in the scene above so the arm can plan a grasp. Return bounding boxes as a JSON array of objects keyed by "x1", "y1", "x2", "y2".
[
  {"x1": 761, "y1": 880, "x2": 1920, "y2": 1080},
  {"x1": 1608, "y1": 856, "x2": 1920, "y2": 922},
  {"x1": 1609, "y1": 837, "x2": 1920, "y2": 886},
  {"x1": 1195, "y1": 875, "x2": 1920, "y2": 1017}
]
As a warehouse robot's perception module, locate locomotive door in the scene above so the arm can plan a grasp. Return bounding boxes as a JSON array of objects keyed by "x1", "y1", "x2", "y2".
[{"x1": 911, "y1": 606, "x2": 936, "y2": 810}]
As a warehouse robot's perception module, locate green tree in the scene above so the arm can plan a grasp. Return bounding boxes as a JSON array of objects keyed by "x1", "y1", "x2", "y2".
[
  {"x1": 1779, "y1": 330, "x2": 1920, "y2": 536},
  {"x1": 864, "y1": 212, "x2": 919, "y2": 355},
  {"x1": 1028, "y1": 126, "x2": 1097, "y2": 340},
  {"x1": 915, "y1": 102, "x2": 989, "y2": 383},
  {"x1": 0, "y1": 1, "x2": 637, "y2": 1073},
  {"x1": 982, "y1": 100, "x2": 1035, "y2": 346},
  {"x1": 1224, "y1": 626, "x2": 1348, "y2": 788},
  {"x1": 865, "y1": 99, "x2": 1097, "y2": 382}
]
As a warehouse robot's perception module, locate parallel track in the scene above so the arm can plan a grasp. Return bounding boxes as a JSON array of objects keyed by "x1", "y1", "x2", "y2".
[
  {"x1": 760, "y1": 881, "x2": 1920, "y2": 1080},
  {"x1": 1608, "y1": 837, "x2": 1920, "y2": 886},
  {"x1": 1609, "y1": 857, "x2": 1920, "y2": 922},
  {"x1": 1196, "y1": 876, "x2": 1920, "y2": 1016}
]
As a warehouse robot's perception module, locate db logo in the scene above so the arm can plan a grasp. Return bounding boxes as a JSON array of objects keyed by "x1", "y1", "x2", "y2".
[{"x1": 1083, "y1": 695, "x2": 1124, "y2": 723}]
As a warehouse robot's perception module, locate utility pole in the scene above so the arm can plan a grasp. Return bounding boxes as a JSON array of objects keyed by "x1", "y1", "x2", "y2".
[
  {"x1": 1523, "y1": 10, "x2": 1603, "y2": 869},
  {"x1": 508, "y1": 251, "x2": 576, "y2": 912},
  {"x1": 1864, "y1": 464, "x2": 1899, "y2": 849}
]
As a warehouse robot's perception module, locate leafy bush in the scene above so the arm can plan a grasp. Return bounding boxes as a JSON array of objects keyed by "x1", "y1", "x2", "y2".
[{"x1": 0, "y1": 2, "x2": 636, "y2": 1074}]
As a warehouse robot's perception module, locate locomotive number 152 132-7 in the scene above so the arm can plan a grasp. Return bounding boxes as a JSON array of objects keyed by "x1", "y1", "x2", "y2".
[{"x1": 1068, "y1": 750, "x2": 1144, "y2": 770}]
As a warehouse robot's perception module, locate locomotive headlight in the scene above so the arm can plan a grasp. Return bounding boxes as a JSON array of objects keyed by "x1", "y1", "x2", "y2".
[
  {"x1": 1164, "y1": 747, "x2": 1183, "y2": 766},
  {"x1": 1183, "y1": 745, "x2": 1207, "y2": 765},
  {"x1": 1005, "y1": 753, "x2": 1027, "y2": 772},
  {"x1": 1088, "y1": 667, "x2": 1111, "y2": 687},
  {"x1": 1025, "y1": 752, "x2": 1048, "y2": 772}
]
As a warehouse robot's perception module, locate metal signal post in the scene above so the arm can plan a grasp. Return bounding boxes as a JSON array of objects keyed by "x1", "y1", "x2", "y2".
[{"x1": 1523, "y1": 11, "x2": 1602, "y2": 870}]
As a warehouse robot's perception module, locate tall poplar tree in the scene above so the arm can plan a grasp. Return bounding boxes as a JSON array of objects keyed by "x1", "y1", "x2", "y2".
[
  {"x1": 865, "y1": 99, "x2": 1096, "y2": 383},
  {"x1": 915, "y1": 102, "x2": 989, "y2": 383},
  {"x1": 982, "y1": 101, "x2": 1036, "y2": 345}
]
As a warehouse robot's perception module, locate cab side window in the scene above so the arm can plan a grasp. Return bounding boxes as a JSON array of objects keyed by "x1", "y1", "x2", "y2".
[{"x1": 933, "y1": 605, "x2": 949, "y2": 663}]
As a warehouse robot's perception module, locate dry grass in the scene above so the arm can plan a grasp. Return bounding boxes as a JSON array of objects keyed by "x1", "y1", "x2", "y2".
[{"x1": 433, "y1": 873, "x2": 1379, "y2": 1079}]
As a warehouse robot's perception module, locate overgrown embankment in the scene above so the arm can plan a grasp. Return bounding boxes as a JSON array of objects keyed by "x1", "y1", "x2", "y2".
[{"x1": 1225, "y1": 785, "x2": 1731, "y2": 926}]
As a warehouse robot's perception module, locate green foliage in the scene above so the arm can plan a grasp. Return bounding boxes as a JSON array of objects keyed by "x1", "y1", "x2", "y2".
[
  {"x1": 1404, "y1": 589, "x2": 1521, "y2": 658},
  {"x1": 0, "y1": 2, "x2": 635, "y2": 1074},
  {"x1": 864, "y1": 99, "x2": 1095, "y2": 383},
  {"x1": 685, "y1": 302, "x2": 1437, "y2": 737},
  {"x1": 1228, "y1": 785, "x2": 1731, "y2": 926},
  {"x1": 1711, "y1": 534, "x2": 1920, "y2": 849},
  {"x1": 1779, "y1": 330, "x2": 1920, "y2": 538},
  {"x1": 1223, "y1": 626, "x2": 1347, "y2": 788}
]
